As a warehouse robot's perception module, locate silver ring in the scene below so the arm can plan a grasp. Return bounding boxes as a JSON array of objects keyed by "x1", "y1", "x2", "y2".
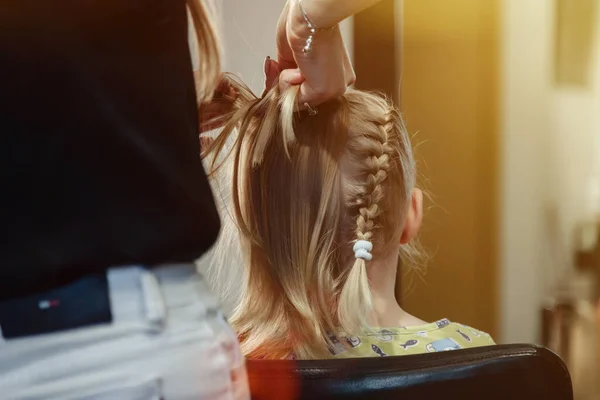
[{"x1": 304, "y1": 102, "x2": 318, "y2": 116}]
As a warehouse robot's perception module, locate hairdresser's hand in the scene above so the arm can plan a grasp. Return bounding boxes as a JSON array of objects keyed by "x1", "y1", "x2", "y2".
[{"x1": 274, "y1": 0, "x2": 355, "y2": 107}]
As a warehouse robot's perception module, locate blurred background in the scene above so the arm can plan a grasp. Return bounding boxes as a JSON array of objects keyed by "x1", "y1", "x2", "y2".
[{"x1": 211, "y1": 0, "x2": 600, "y2": 397}]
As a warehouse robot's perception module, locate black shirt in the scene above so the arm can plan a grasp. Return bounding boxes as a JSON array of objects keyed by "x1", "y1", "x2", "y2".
[{"x1": 0, "y1": 0, "x2": 220, "y2": 300}]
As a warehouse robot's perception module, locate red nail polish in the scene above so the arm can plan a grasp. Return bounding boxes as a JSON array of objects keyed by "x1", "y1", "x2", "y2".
[{"x1": 264, "y1": 56, "x2": 271, "y2": 77}]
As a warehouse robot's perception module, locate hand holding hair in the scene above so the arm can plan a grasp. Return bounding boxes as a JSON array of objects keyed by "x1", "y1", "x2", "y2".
[{"x1": 275, "y1": 0, "x2": 356, "y2": 109}]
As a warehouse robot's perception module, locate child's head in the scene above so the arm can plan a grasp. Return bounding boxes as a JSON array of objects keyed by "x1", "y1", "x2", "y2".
[{"x1": 204, "y1": 76, "x2": 421, "y2": 359}]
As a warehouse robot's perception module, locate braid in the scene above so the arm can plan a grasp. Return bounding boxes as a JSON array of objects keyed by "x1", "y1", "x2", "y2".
[
  {"x1": 338, "y1": 108, "x2": 396, "y2": 333},
  {"x1": 355, "y1": 109, "x2": 395, "y2": 243}
]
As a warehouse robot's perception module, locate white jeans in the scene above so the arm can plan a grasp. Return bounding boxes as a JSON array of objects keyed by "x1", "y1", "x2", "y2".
[{"x1": 0, "y1": 265, "x2": 249, "y2": 400}]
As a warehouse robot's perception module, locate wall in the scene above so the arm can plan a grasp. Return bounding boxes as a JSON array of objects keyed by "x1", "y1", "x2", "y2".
[
  {"x1": 400, "y1": 0, "x2": 500, "y2": 337},
  {"x1": 500, "y1": 0, "x2": 554, "y2": 345},
  {"x1": 500, "y1": 0, "x2": 600, "y2": 344},
  {"x1": 353, "y1": 0, "x2": 398, "y2": 101},
  {"x1": 552, "y1": 0, "x2": 600, "y2": 255}
]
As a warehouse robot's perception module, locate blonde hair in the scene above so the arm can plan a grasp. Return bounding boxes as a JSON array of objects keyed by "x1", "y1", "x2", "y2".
[
  {"x1": 186, "y1": 0, "x2": 220, "y2": 102},
  {"x1": 203, "y1": 76, "x2": 417, "y2": 359}
]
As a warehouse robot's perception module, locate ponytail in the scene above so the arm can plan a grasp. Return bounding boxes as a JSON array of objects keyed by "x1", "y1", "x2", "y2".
[
  {"x1": 203, "y1": 77, "x2": 416, "y2": 358},
  {"x1": 186, "y1": 0, "x2": 221, "y2": 102}
]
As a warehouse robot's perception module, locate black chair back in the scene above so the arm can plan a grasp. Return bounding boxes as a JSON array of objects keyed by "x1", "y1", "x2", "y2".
[{"x1": 247, "y1": 344, "x2": 572, "y2": 400}]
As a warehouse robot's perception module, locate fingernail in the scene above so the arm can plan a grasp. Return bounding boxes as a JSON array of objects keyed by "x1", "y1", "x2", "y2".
[{"x1": 264, "y1": 56, "x2": 271, "y2": 77}]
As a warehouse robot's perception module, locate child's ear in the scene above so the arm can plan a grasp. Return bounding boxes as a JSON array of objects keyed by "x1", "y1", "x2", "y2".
[{"x1": 400, "y1": 189, "x2": 423, "y2": 244}]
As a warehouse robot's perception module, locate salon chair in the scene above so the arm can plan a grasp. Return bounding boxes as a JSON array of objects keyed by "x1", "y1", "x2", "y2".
[{"x1": 247, "y1": 344, "x2": 572, "y2": 400}]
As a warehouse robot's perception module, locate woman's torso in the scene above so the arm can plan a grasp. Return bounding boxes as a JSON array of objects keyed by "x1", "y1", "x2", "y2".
[{"x1": 0, "y1": 0, "x2": 219, "y2": 300}]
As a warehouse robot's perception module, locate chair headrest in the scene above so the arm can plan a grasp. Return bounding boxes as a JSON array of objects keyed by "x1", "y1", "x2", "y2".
[{"x1": 247, "y1": 344, "x2": 572, "y2": 400}]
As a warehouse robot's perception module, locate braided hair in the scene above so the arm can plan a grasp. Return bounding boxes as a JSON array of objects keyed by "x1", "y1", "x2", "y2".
[
  {"x1": 203, "y1": 77, "x2": 417, "y2": 359},
  {"x1": 338, "y1": 107, "x2": 397, "y2": 332}
]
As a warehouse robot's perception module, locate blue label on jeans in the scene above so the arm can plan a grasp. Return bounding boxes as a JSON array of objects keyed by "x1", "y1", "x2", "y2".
[{"x1": 0, "y1": 274, "x2": 112, "y2": 339}]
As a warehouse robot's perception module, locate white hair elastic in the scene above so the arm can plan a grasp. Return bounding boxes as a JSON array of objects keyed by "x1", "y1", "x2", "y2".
[{"x1": 353, "y1": 240, "x2": 373, "y2": 261}]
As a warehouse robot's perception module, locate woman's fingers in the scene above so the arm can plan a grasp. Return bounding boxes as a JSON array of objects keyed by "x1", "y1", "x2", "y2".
[
  {"x1": 278, "y1": 66, "x2": 357, "y2": 110},
  {"x1": 278, "y1": 68, "x2": 304, "y2": 87},
  {"x1": 286, "y1": 23, "x2": 353, "y2": 107},
  {"x1": 263, "y1": 57, "x2": 283, "y2": 96},
  {"x1": 278, "y1": 68, "x2": 311, "y2": 109}
]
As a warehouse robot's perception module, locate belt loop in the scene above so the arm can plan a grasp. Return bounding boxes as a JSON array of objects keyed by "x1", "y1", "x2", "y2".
[{"x1": 140, "y1": 270, "x2": 167, "y2": 328}]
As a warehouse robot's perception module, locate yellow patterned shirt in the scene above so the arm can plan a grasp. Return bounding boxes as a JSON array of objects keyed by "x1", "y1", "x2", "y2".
[{"x1": 328, "y1": 319, "x2": 495, "y2": 358}]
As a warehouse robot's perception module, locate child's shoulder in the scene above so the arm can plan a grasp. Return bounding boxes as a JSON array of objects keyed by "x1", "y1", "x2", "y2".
[
  {"x1": 331, "y1": 319, "x2": 494, "y2": 358},
  {"x1": 436, "y1": 320, "x2": 496, "y2": 349},
  {"x1": 447, "y1": 321, "x2": 494, "y2": 342}
]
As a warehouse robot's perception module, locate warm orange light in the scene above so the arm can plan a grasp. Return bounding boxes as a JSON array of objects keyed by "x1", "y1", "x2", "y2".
[{"x1": 247, "y1": 360, "x2": 301, "y2": 400}]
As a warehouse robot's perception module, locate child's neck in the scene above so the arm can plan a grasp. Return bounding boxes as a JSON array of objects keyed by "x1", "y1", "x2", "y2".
[{"x1": 366, "y1": 248, "x2": 426, "y2": 328}]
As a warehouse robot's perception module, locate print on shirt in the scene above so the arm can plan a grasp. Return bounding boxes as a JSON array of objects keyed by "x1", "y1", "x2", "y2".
[
  {"x1": 399, "y1": 339, "x2": 419, "y2": 350},
  {"x1": 345, "y1": 336, "x2": 362, "y2": 348},
  {"x1": 459, "y1": 323, "x2": 482, "y2": 338},
  {"x1": 371, "y1": 344, "x2": 388, "y2": 357},
  {"x1": 328, "y1": 335, "x2": 347, "y2": 356},
  {"x1": 456, "y1": 329, "x2": 472, "y2": 342},
  {"x1": 375, "y1": 329, "x2": 395, "y2": 342},
  {"x1": 436, "y1": 319, "x2": 451, "y2": 329},
  {"x1": 469, "y1": 329, "x2": 482, "y2": 337},
  {"x1": 330, "y1": 320, "x2": 493, "y2": 358},
  {"x1": 425, "y1": 338, "x2": 461, "y2": 353}
]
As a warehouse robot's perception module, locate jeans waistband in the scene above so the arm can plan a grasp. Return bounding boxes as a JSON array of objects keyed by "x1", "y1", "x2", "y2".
[
  {"x1": 0, "y1": 264, "x2": 219, "y2": 340},
  {"x1": 107, "y1": 264, "x2": 220, "y2": 326}
]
